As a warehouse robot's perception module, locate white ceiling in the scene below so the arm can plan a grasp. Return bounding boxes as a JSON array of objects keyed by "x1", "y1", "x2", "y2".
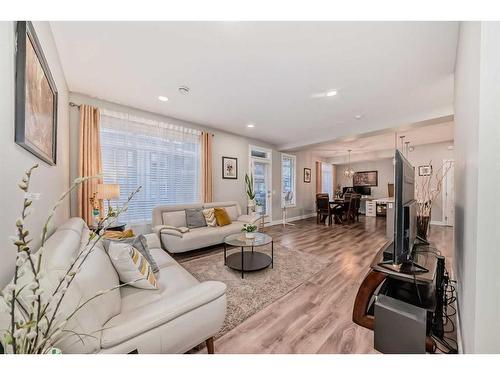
[
  {"x1": 50, "y1": 21, "x2": 458, "y2": 150},
  {"x1": 314, "y1": 120, "x2": 454, "y2": 164}
]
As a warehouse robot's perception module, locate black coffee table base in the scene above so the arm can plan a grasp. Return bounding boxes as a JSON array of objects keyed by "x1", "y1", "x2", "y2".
[{"x1": 224, "y1": 243, "x2": 273, "y2": 279}]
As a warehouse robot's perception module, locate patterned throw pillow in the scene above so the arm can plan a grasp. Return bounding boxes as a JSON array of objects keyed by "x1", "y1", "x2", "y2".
[
  {"x1": 214, "y1": 207, "x2": 232, "y2": 226},
  {"x1": 102, "y1": 235, "x2": 159, "y2": 273},
  {"x1": 202, "y1": 208, "x2": 217, "y2": 227},
  {"x1": 108, "y1": 242, "x2": 158, "y2": 289}
]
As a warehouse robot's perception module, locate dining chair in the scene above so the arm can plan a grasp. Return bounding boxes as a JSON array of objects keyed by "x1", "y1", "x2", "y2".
[
  {"x1": 316, "y1": 194, "x2": 332, "y2": 225},
  {"x1": 346, "y1": 193, "x2": 362, "y2": 223}
]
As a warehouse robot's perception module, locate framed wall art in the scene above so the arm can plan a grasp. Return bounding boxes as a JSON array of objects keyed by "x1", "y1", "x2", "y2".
[
  {"x1": 15, "y1": 21, "x2": 58, "y2": 165},
  {"x1": 418, "y1": 165, "x2": 433, "y2": 176},
  {"x1": 303, "y1": 168, "x2": 311, "y2": 183},
  {"x1": 222, "y1": 156, "x2": 238, "y2": 179},
  {"x1": 353, "y1": 170, "x2": 378, "y2": 187}
]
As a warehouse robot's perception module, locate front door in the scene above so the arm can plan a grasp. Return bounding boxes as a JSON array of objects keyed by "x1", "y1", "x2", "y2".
[{"x1": 249, "y1": 146, "x2": 272, "y2": 222}]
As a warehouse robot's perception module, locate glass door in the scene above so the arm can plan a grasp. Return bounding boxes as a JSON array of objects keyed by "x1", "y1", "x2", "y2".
[{"x1": 249, "y1": 146, "x2": 272, "y2": 222}]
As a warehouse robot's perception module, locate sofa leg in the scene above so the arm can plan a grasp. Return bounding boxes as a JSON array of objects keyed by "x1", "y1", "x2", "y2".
[{"x1": 206, "y1": 337, "x2": 214, "y2": 354}]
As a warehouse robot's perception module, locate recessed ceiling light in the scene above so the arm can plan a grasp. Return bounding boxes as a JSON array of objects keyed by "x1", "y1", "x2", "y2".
[
  {"x1": 247, "y1": 124, "x2": 255, "y2": 128},
  {"x1": 326, "y1": 90, "x2": 338, "y2": 97},
  {"x1": 158, "y1": 96, "x2": 169, "y2": 102},
  {"x1": 354, "y1": 114, "x2": 363, "y2": 120}
]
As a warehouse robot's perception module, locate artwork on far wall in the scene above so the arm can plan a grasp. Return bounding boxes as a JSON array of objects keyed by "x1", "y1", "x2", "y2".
[
  {"x1": 303, "y1": 168, "x2": 311, "y2": 183},
  {"x1": 222, "y1": 156, "x2": 238, "y2": 179},
  {"x1": 353, "y1": 170, "x2": 378, "y2": 187},
  {"x1": 418, "y1": 165, "x2": 433, "y2": 176},
  {"x1": 15, "y1": 21, "x2": 58, "y2": 165}
]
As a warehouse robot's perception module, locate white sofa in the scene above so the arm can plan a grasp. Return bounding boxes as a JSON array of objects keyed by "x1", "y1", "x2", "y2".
[
  {"x1": 0, "y1": 217, "x2": 226, "y2": 354},
  {"x1": 152, "y1": 201, "x2": 260, "y2": 254}
]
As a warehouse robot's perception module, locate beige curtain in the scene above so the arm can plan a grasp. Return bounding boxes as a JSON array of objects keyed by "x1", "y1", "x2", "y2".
[
  {"x1": 201, "y1": 132, "x2": 213, "y2": 203},
  {"x1": 315, "y1": 161, "x2": 323, "y2": 194},
  {"x1": 77, "y1": 104, "x2": 104, "y2": 225}
]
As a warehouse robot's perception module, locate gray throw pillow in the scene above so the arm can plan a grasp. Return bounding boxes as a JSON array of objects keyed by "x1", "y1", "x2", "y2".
[
  {"x1": 185, "y1": 208, "x2": 207, "y2": 228},
  {"x1": 102, "y1": 235, "x2": 159, "y2": 273}
]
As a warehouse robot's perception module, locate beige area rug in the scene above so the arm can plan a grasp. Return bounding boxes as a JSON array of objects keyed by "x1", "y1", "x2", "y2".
[{"x1": 179, "y1": 244, "x2": 331, "y2": 338}]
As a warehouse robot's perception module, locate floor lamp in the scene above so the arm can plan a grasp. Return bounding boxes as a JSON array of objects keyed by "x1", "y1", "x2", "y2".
[{"x1": 282, "y1": 191, "x2": 296, "y2": 228}]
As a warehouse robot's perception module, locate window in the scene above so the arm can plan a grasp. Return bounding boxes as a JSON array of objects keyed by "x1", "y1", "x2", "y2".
[
  {"x1": 100, "y1": 109, "x2": 201, "y2": 224},
  {"x1": 281, "y1": 153, "x2": 296, "y2": 207},
  {"x1": 322, "y1": 163, "x2": 334, "y2": 198}
]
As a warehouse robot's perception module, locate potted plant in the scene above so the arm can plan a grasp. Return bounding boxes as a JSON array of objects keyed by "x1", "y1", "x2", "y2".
[
  {"x1": 244, "y1": 173, "x2": 256, "y2": 212},
  {"x1": 334, "y1": 184, "x2": 342, "y2": 198},
  {"x1": 415, "y1": 160, "x2": 453, "y2": 240},
  {"x1": 0, "y1": 165, "x2": 140, "y2": 354},
  {"x1": 242, "y1": 223, "x2": 258, "y2": 239}
]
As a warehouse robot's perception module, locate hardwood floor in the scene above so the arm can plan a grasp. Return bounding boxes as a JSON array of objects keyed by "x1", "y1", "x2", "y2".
[{"x1": 209, "y1": 216, "x2": 454, "y2": 354}]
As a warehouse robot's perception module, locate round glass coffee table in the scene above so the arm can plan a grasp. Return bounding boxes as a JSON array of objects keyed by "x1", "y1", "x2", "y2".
[{"x1": 223, "y1": 232, "x2": 274, "y2": 279}]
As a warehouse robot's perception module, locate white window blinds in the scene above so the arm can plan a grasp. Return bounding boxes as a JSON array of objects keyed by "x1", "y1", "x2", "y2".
[{"x1": 100, "y1": 109, "x2": 201, "y2": 224}]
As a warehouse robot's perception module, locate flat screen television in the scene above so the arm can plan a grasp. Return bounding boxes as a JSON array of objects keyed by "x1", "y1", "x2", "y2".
[
  {"x1": 393, "y1": 149, "x2": 416, "y2": 264},
  {"x1": 353, "y1": 186, "x2": 371, "y2": 196}
]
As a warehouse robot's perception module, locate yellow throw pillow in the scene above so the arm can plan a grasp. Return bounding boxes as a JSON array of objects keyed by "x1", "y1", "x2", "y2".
[{"x1": 214, "y1": 207, "x2": 232, "y2": 226}]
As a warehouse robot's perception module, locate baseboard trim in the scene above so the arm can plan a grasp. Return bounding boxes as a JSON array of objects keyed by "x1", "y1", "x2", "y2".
[
  {"x1": 266, "y1": 213, "x2": 316, "y2": 227},
  {"x1": 456, "y1": 301, "x2": 463, "y2": 353},
  {"x1": 430, "y1": 220, "x2": 446, "y2": 226},
  {"x1": 453, "y1": 276, "x2": 464, "y2": 353}
]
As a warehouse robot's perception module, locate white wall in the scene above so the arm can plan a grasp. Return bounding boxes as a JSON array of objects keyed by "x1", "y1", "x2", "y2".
[
  {"x1": 335, "y1": 158, "x2": 395, "y2": 199},
  {"x1": 0, "y1": 22, "x2": 70, "y2": 289},
  {"x1": 454, "y1": 21, "x2": 500, "y2": 353},
  {"x1": 68, "y1": 93, "x2": 319, "y2": 226}
]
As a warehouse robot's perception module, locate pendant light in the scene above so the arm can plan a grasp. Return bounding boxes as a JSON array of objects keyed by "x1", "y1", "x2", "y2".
[{"x1": 343, "y1": 150, "x2": 355, "y2": 179}]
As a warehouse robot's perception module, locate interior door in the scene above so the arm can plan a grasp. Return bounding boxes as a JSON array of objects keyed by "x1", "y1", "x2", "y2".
[
  {"x1": 251, "y1": 159, "x2": 272, "y2": 222},
  {"x1": 442, "y1": 159, "x2": 455, "y2": 226}
]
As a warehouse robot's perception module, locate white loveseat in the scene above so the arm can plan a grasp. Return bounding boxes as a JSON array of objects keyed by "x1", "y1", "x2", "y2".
[
  {"x1": 152, "y1": 201, "x2": 260, "y2": 254},
  {"x1": 0, "y1": 217, "x2": 226, "y2": 354}
]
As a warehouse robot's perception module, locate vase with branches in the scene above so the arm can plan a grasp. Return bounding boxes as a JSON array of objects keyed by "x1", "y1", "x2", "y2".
[
  {"x1": 414, "y1": 160, "x2": 453, "y2": 239},
  {"x1": 0, "y1": 165, "x2": 141, "y2": 354}
]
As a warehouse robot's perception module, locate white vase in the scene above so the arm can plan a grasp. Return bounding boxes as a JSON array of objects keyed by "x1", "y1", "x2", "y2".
[
  {"x1": 248, "y1": 199, "x2": 255, "y2": 211},
  {"x1": 245, "y1": 232, "x2": 256, "y2": 239}
]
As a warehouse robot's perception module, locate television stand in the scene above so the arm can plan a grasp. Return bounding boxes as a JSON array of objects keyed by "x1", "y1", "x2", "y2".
[
  {"x1": 377, "y1": 240, "x2": 429, "y2": 274},
  {"x1": 378, "y1": 259, "x2": 429, "y2": 274},
  {"x1": 352, "y1": 240, "x2": 444, "y2": 353}
]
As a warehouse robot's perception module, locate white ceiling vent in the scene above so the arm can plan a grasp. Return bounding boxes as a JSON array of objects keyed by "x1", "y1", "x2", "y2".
[{"x1": 178, "y1": 86, "x2": 190, "y2": 95}]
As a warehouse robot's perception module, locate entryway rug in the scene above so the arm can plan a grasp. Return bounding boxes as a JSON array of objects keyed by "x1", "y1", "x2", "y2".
[{"x1": 179, "y1": 244, "x2": 331, "y2": 338}]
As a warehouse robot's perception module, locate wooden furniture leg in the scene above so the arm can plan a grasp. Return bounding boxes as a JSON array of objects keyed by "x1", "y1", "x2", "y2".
[
  {"x1": 352, "y1": 270, "x2": 387, "y2": 329},
  {"x1": 206, "y1": 337, "x2": 214, "y2": 354}
]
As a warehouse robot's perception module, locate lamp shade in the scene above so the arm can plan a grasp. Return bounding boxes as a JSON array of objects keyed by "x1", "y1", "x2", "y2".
[{"x1": 96, "y1": 184, "x2": 120, "y2": 200}]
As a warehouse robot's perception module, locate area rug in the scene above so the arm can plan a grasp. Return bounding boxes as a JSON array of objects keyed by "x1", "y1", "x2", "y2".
[{"x1": 179, "y1": 244, "x2": 331, "y2": 338}]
